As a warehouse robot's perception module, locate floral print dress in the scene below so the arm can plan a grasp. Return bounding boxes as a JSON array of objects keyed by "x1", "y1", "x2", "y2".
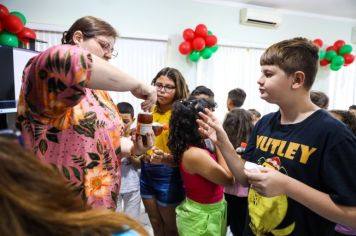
[{"x1": 16, "y1": 45, "x2": 123, "y2": 209}]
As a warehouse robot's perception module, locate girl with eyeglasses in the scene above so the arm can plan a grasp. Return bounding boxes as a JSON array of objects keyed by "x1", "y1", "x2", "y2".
[
  {"x1": 139, "y1": 67, "x2": 189, "y2": 236},
  {"x1": 16, "y1": 16, "x2": 156, "y2": 210}
]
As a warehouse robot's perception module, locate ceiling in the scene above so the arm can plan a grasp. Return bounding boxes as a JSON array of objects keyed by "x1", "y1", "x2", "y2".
[{"x1": 199, "y1": 0, "x2": 356, "y2": 20}]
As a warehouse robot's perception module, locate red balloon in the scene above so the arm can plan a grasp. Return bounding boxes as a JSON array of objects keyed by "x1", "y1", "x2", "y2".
[
  {"x1": 319, "y1": 59, "x2": 330, "y2": 66},
  {"x1": 333, "y1": 40, "x2": 346, "y2": 52},
  {"x1": 205, "y1": 35, "x2": 217, "y2": 47},
  {"x1": 326, "y1": 45, "x2": 338, "y2": 52},
  {"x1": 343, "y1": 54, "x2": 355, "y2": 65},
  {"x1": 3, "y1": 14, "x2": 24, "y2": 33},
  {"x1": 0, "y1": 4, "x2": 9, "y2": 20},
  {"x1": 17, "y1": 27, "x2": 36, "y2": 43},
  {"x1": 192, "y1": 37, "x2": 206, "y2": 51},
  {"x1": 178, "y1": 41, "x2": 192, "y2": 55},
  {"x1": 313, "y1": 38, "x2": 323, "y2": 47},
  {"x1": 183, "y1": 28, "x2": 195, "y2": 41},
  {"x1": 195, "y1": 24, "x2": 208, "y2": 38}
]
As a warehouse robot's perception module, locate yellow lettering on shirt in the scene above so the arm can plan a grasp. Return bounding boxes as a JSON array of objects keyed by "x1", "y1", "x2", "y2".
[
  {"x1": 270, "y1": 139, "x2": 282, "y2": 154},
  {"x1": 299, "y1": 144, "x2": 317, "y2": 164},
  {"x1": 254, "y1": 135, "x2": 317, "y2": 164},
  {"x1": 256, "y1": 135, "x2": 265, "y2": 149},
  {"x1": 260, "y1": 137, "x2": 273, "y2": 152},
  {"x1": 284, "y1": 142, "x2": 300, "y2": 160},
  {"x1": 277, "y1": 141, "x2": 287, "y2": 157}
]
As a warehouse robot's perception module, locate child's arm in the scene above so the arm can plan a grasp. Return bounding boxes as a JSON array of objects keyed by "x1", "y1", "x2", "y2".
[
  {"x1": 245, "y1": 167, "x2": 356, "y2": 228},
  {"x1": 183, "y1": 147, "x2": 234, "y2": 186},
  {"x1": 197, "y1": 109, "x2": 249, "y2": 186},
  {"x1": 150, "y1": 147, "x2": 178, "y2": 167},
  {"x1": 215, "y1": 146, "x2": 233, "y2": 177},
  {"x1": 128, "y1": 155, "x2": 141, "y2": 169}
]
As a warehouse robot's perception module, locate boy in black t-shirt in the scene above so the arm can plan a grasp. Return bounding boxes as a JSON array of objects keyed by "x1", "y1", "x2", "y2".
[{"x1": 197, "y1": 37, "x2": 356, "y2": 235}]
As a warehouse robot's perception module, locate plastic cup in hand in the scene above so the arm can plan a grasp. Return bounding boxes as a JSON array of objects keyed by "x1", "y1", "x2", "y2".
[
  {"x1": 152, "y1": 122, "x2": 163, "y2": 136},
  {"x1": 244, "y1": 161, "x2": 261, "y2": 173}
]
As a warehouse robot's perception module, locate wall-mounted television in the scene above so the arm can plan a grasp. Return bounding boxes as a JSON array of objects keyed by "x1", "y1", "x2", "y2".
[{"x1": 0, "y1": 45, "x2": 39, "y2": 113}]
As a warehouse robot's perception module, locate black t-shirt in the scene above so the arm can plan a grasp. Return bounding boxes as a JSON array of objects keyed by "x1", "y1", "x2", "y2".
[{"x1": 243, "y1": 109, "x2": 356, "y2": 236}]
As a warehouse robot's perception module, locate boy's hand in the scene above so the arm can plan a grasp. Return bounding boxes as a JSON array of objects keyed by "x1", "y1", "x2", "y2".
[
  {"x1": 197, "y1": 108, "x2": 225, "y2": 144},
  {"x1": 244, "y1": 167, "x2": 290, "y2": 197},
  {"x1": 123, "y1": 119, "x2": 134, "y2": 137}
]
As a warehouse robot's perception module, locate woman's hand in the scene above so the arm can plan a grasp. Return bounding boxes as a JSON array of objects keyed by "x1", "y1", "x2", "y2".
[
  {"x1": 131, "y1": 131, "x2": 155, "y2": 155},
  {"x1": 131, "y1": 84, "x2": 157, "y2": 111}
]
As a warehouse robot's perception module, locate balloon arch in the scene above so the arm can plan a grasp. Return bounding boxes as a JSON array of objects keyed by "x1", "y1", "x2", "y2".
[
  {"x1": 178, "y1": 24, "x2": 219, "y2": 62},
  {"x1": 313, "y1": 38, "x2": 355, "y2": 71},
  {"x1": 0, "y1": 4, "x2": 37, "y2": 48}
]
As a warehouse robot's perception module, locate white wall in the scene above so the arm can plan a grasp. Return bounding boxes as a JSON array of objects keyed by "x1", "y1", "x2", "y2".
[
  {"x1": 3, "y1": 0, "x2": 356, "y2": 91},
  {"x1": 3, "y1": 0, "x2": 355, "y2": 43}
]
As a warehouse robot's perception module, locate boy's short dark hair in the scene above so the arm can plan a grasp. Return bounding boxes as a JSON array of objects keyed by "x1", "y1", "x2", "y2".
[
  {"x1": 117, "y1": 102, "x2": 134, "y2": 118},
  {"x1": 190, "y1": 85, "x2": 215, "y2": 98},
  {"x1": 228, "y1": 88, "x2": 246, "y2": 108},
  {"x1": 260, "y1": 37, "x2": 319, "y2": 90},
  {"x1": 190, "y1": 85, "x2": 217, "y2": 111},
  {"x1": 349, "y1": 105, "x2": 356, "y2": 110},
  {"x1": 310, "y1": 91, "x2": 329, "y2": 109}
]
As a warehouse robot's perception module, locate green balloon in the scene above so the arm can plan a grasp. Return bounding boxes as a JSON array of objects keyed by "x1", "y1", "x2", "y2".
[
  {"x1": 189, "y1": 50, "x2": 200, "y2": 62},
  {"x1": 0, "y1": 31, "x2": 19, "y2": 47},
  {"x1": 200, "y1": 47, "x2": 212, "y2": 59},
  {"x1": 339, "y1": 44, "x2": 352, "y2": 55},
  {"x1": 210, "y1": 45, "x2": 219, "y2": 53},
  {"x1": 330, "y1": 63, "x2": 341, "y2": 71},
  {"x1": 11, "y1": 11, "x2": 27, "y2": 25},
  {"x1": 318, "y1": 49, "x2": 326, "y2": 60},
  {"x1": 331, "y1": 55, "x2": 345, "y2": 67},
  {"x1": 325, "y1": 50, "x2": 337, "y2": 61},
  {"x1": 207, "y1": 30, "x2": 213, "y2": 35}
]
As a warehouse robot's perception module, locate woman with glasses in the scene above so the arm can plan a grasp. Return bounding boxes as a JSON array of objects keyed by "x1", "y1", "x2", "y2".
[
  {"x1": 16, "y1": 16, "x2": 156, "y2": 210},
  {"x1": 140, "y1": 67, "x2": 189, "y2": 236}
]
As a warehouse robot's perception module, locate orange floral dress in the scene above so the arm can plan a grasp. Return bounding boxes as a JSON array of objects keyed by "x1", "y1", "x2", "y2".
[{"x1": 16, "y1": 45, "x2": 123, "y2": 209}]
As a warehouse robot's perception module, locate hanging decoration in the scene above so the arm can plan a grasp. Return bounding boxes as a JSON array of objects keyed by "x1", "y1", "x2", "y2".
[
  {"x1": 0, "y1": 4, "x2": 36, "y2": 47},
  {"x1": 178, "y1": 24, "x2": 219, "y2": 62},
  {"x1": 313, "y1": 38, "x2": 355, "y2": 71}
]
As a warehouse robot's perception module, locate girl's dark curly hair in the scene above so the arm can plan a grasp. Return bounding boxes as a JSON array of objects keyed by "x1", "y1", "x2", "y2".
[
  {"x1": 168, "y1": 98, "x2": 216, "y2": 163},
  {"x1": 223, "y1": 108, "x2": 254, "y2": 149}
]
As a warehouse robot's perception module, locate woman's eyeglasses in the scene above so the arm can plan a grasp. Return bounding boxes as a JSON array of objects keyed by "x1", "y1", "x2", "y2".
[
  {"x1": 94, "y1": 37, "x2": 118, "y2": 58},
  {"x1": 155, "y1": 82, "x2": 176, "y2": 93}
]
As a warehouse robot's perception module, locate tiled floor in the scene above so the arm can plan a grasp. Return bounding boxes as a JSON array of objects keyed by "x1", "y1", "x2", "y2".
[{"x1": 137, "y1": 201, "x2": 153, "y2": 235}]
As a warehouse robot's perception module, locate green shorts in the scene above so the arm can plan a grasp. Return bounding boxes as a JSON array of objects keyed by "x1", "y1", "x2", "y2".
[{"x1": 176, "y1": 198, "x2": 227, "y2": 236}]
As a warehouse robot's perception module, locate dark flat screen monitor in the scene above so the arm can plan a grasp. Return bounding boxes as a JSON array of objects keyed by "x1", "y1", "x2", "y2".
[{"x1": 0, "y1": 45, "x2": 39, "y2": 113}]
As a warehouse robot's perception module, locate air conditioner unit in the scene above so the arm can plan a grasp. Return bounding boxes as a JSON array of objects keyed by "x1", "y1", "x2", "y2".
[{"x1": 240, "y1": 8, "x2": 281, "y2": 28}]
